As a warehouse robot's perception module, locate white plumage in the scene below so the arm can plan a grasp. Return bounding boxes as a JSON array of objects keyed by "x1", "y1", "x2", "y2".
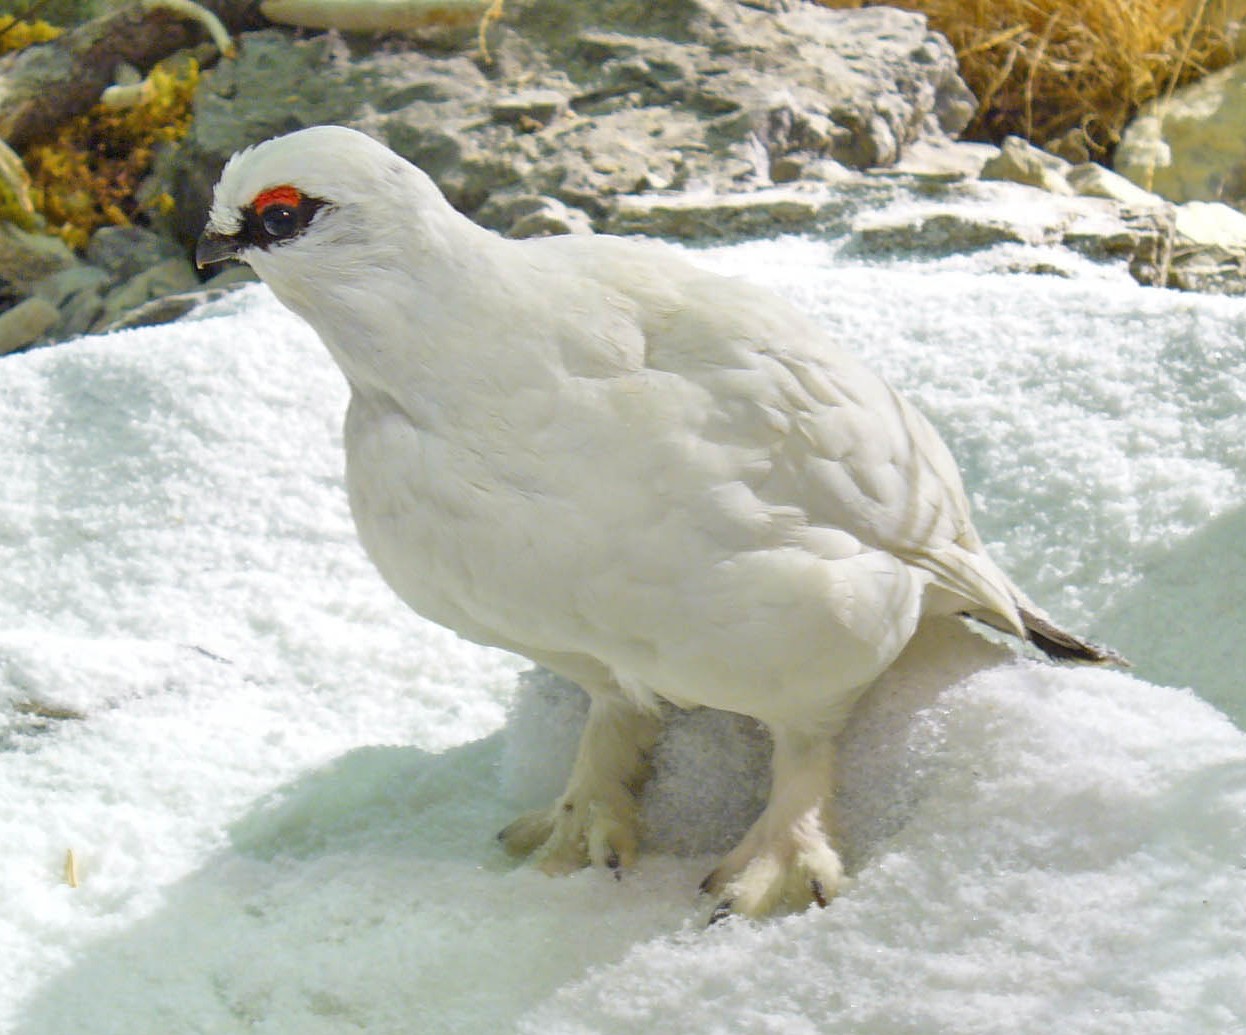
[{"x1": 198, "y1": 125, "x2": 1117, "y2": 917}]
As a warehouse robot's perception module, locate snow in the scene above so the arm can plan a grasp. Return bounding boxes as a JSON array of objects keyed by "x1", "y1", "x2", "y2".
[{"x1": 2, "y1": 240, "x2": 1245, "y2": 1034}]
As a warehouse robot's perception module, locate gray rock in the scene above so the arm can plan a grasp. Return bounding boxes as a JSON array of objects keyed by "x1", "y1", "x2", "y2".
[
  {"x1": 95, "y1": 257, "x2": 201, "y2": 331},
  {"x1": 980, "y1": 136, "x2": 1073, "y2": 195},
  {"x1": 0, "y1": 224, "x2": 77, "y2": 294},
  {"x1": 491, "y1": 89, "x2": 569, "y2": 127},
  {"x1": 54, "y1": 288, "x2": 107, "y2": 341},
  {"x1": 0, "y1": 297, "x2": 58, "y2": 355},
  {"x1": 606, "y1": 185, "x2": 846, "y2": 239},
  {"x1": 155, "y1": 0, "x2": 974, "y2": 245},
  {"x1": 26, "y1": 0, "x2": 1245, "y2": 346},
  {"x1": 892, "y1": 140, "x2": 999, "y2": 181},
  {"x1": 201, "y1": 265, "x2": 260, "y2": 291},
  {"x1": 105, "y1": 289, "x2": 224, "y2": 331},
  {"x1": 85, "y1": 226, "x2": 184, "y2": 283},
  {"x1": 1166, "y1": 247, "x2": 1246, "y2": 295},
  {"x1": 29, "y1": 264, "x2": 111, "y2": 343},
  {"x1": 851, "y1": 207, "x2": 1038, "y2": 255},
  {"x1": 106, "y1": 266, "x2": 260, "y2": 332},
  {"x1": 1066, "y1": 163, "x2": 1168, "y2": 209},
  {"x1": 1174, "y1": 201, "x2": 1246, "y2": 248},
  {"x1": 32, "y1": 265, "x2": 111, "y2": 310},
  {"x1": 1151, "y1": 203, "x2": 1246, "y2": 295},
  {"x1": 846, "y1": 180, "x2": 1174, "y2": 278},
  {"x1": 510, "y1": 197, "x2": 594, "y2": 238}
]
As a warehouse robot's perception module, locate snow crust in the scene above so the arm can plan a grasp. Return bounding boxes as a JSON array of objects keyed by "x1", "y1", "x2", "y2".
[{"x1": 2, "y1": 241, "x2": 1245, "y2": 1034}]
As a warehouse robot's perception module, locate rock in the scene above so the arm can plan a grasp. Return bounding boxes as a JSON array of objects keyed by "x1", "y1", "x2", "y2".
[
  {"x1": 1066, "y1": 163, "x2": 1168, "y2": 209},
  {"x1": 979, "y1": 136, "x2": 1073, "y2": 195},
  {"x1": 260, "y1": 0, "x2": 492, "y2": 31},
  {"x1": 892, "y1": 140, "x2": 999, "y2": 181},
  {"x1": 491, "y1": 89, "x2": 569, "y2": 128},
  {"x1": 1165, "y1": 249, "x2": 1246, "y2": 295},
  {"x1": 1115, "y1": 56, "x2": 1246, "y2": 209},
  {"x1": 202, "y1": 265, "x2": 260, "y2": 291},
  {"x1": 94, "y1": 257, "x2": 200, "y2": 331},
  {"x1": 511, "y1": 199, "x2": 594, "y2": 238},
  {"x1": 851, "y1": 205, "x2": 1040, "y2": 255},
  {"x1": 104, "y1": 288, "x2": 222, "y2": 331},
  {"x1": 1160, "y1": 203, "x2": 1246, "y2": 295},
  {"x1": 105, "y1": 266, "x2": 258, "y2": 332},
  {"x1": 153, "y1": 0, "x2": 973, "y2": 245},
  {"x1": 0, "y1": 296, "x2": 58, "y2": 355},
  {"x1": 32, "y1": 265, "x2": 111, "y2": 310},
  {"x1": 605, "y1": 185, "x2": 842, "y2": 239},
  {"x1": 846, "y1": 180, "x2": 1174, "y2": 277},
  {"x1": 0, "y1": 224, "x2": 77, "y2": 294},
  {"x1": 1173, "y1": 200, "x2": 1246, "y2": 248},
  {"x1": 85, "y1": 226, "x2": 184, "y2": 283},
  {"x1": 30, "y1": 264, "x2": 111, "y2": 343}
]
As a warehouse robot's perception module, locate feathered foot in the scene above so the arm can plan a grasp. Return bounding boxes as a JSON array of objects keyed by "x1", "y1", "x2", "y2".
[
  {"x1": 700, "y1": 726, "x2": 843, "y2": 920},
  {"x1": 498, "y1": 694, "x2": 661, "y2": 876}
]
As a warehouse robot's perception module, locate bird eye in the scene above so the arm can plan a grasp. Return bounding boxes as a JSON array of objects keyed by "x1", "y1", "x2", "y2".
[{"x1": 261, "y1": 204, "x2": 300, "y2": 239}]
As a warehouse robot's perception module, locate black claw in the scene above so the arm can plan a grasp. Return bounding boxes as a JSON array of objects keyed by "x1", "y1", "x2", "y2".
[
  {"x1": 698, "y1": 871, "x2": 717, "y2": 896},
  {"x1": 810, "y1": 879, "x2": 828, "y2": 909},
  {"x1": 708, "y1": 899, "x2": 735, "y2": 925}
]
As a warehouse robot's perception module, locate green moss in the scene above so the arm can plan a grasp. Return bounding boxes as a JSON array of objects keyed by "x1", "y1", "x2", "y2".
[
  {"x1": 24, "y1": 58, "x2": 200, "y2": 250},
  {"x1": 0, "y1": 13, "x2": 62, "y2": 53}
]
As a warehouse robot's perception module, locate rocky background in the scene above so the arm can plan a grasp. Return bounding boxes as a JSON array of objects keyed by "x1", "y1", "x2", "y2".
[{"x1": 2, "y1": 0, "x2": 1246, "y2": 355}]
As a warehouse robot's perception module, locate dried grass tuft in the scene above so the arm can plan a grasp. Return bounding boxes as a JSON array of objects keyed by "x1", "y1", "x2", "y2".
[{"x1": 820, "y1": 0, "x2": 1243, "y2": 160}]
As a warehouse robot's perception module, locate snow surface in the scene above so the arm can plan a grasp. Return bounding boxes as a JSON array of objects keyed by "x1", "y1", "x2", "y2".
[{"x1": 2, "y1": 240, "x2": 1245, "y2": 1034}]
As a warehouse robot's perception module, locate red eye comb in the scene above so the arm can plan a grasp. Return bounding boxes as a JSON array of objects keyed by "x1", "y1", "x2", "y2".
[{"x1": 253, "y1": 185, "x2": 302, "y2": 210}]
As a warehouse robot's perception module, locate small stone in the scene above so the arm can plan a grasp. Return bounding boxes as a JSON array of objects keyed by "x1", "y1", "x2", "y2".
[
  {"x1": 771, "y1": 156, "x2": 806, "y2": 184},
  {"x1": 980, "y1": 136, "x2": 1073, "y2": 195},
  {"x1": 509, "y1": 199, "x2": 594, "y2": 238},
  {"x1": 0, "y1": 297, "x2": 59, "y2": 355},
  {"x1": 491, "y1": 90, "x2": 568, "y2": 127}
]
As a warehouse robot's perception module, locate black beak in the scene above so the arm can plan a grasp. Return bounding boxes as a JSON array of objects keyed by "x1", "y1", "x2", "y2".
[{"x1": 195, "y1": 230, "x2": 242, "y2": 269}]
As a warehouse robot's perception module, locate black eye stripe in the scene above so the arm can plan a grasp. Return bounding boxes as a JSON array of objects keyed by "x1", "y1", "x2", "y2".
[{"x1": 238, "y1": 194, "x2": 328, "y2": 250}]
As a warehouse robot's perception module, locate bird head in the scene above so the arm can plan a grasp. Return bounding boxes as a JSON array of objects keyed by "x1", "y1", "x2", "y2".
[
  {"x1": 196, "y1": 125, "x2": 506, "y2": 387},
  {"x1": 196, "y1": 125, "x2": 419, "y2": 274}
]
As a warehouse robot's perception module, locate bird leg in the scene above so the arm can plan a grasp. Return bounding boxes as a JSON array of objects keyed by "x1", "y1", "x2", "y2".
[
  {"x1": 701, "y1": 725, "x2": 843, "y2": 919},
  {"x1": 498, "y1": 692, "x2": 661, "y2": 876}
]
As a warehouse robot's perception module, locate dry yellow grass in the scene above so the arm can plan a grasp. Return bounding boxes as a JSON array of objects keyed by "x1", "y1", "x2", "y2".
[{"x1": 820, "y1": 0, "x2": 1242, "y2": 159}]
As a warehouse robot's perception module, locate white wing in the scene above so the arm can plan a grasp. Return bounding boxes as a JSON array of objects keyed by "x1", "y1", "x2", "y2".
[{"x1": 524, "y1": 233, "x2": 1027, "y2": 637}]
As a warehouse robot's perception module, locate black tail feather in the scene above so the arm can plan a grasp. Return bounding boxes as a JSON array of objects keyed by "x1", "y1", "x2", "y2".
[{"x1": 1017, "y1": 607, "x2": 1129, "y2": 667}]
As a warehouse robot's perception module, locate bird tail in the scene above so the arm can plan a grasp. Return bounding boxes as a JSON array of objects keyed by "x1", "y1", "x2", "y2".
[
  {"x1": 1016, "y1": 606, "x2": 1128, "y2": 667},
  {"x1": 924, "y1": 542, "x2": 1128, "y2": 666},
  {"x1": 963, "y1": 601, "x2": 1129, "y2": 667}
]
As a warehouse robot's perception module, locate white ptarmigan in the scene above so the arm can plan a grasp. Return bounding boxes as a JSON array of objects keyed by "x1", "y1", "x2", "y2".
[{"x1": 198, "y1": 125, "x2": 1120, "y2": 918}]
